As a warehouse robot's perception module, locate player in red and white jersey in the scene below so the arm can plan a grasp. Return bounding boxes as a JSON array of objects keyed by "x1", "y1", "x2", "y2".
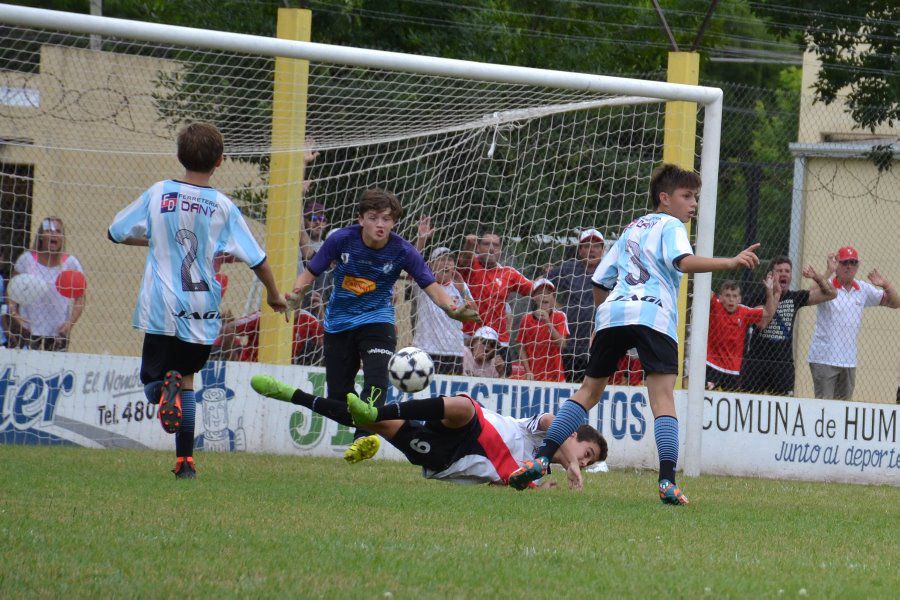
[{"x1": 250, "y1": 375, "x2": 606, "y2": 488}]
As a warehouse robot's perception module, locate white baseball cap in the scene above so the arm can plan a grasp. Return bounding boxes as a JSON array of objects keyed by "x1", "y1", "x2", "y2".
[
  {"x1": 579, "y1": 228, "x2": 605, "y2": 243},
  {"x1": 473, "y1": 326, "x2": 499, "y2": 342},
  {"x1": 429, "y1": 246, "x2": 453, "y2": 260},
  {"x1": 531, "y1": 278, "x2": 556, "y2": 293}
]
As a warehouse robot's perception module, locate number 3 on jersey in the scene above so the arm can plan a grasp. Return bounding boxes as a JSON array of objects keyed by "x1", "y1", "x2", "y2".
[
  {"x1": 624, "y1": 239, "x2": 651, "y2": 286},
  {"x1": 176, "y1": 228, "x2": 210, "y2": 292}
]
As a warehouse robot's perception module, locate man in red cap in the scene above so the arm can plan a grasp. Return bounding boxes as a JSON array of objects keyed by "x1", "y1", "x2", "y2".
[{"x1": 807, "y1": 246, "x2": 898, "y2": 400}]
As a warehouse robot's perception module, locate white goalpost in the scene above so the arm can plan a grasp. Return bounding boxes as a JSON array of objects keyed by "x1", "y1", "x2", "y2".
[{"x1": 0, "y1": 3, "x2": 721, "y2": 475}]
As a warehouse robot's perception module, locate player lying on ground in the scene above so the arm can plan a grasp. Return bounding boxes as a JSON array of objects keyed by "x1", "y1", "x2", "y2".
[{"x1": 251, "y1": 375, "x2": 606, "y2": 488}]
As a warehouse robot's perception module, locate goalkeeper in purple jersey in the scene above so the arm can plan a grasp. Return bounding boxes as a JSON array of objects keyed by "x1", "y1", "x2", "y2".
[{"x1": 290, "y1": 188, "x2": 480, "y2": 464}]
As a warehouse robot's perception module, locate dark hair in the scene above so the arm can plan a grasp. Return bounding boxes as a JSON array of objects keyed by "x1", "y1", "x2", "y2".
[
  {"x1": 718, "y1": 279, "x2": 740, "y2": 293},
  {"x1": 649, "y1": 163, "x2": 702, "y2": 209},
  {"x1": 358, "y1": 188, "x2": 402, "y2": 221},
  {"x1": 177, "y1": 122, "x2": 224, "y2": 173},
  {"x1": 769, "y1": 255, "x2": 792, "y2": 272},
  {"x1": 575, "y1": 425, "x2": 608, "y2": 462}
]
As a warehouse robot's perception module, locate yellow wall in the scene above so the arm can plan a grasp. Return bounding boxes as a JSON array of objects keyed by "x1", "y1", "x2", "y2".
[{"x1": 1, "y1": 46, "x2": 266, "y2": 356}]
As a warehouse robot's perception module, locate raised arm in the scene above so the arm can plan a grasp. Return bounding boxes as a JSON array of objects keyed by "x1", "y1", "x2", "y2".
[
  {"x1": 457, "y1": 234, "x2": 477, "y2": 271},
  {"x1": 868, "y1": 269, "x2": 899, "y2": 309},
  {"x1": 758, "y1": 272, "x2": 779, "y2": 330},
  {"x1": 803, "y1": 264, "x2": 836, "y2": 306},
  {"x1": 414, "y1": 215, "x2": 433, "y2": 254}
]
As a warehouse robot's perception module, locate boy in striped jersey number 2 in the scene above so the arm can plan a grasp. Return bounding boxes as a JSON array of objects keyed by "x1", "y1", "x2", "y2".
[
  {"x1": 109, "y1": 122, "x2": 289, "y2": 479},
  {"x1": 509, "y1": 164, "x2": 762, "y2": 504}
]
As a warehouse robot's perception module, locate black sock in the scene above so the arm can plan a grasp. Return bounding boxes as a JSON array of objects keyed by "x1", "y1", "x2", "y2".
[
  {"x1": 175, "y1": 389, "x2": 195, "y2": 458},
  {"x1": 536, "y1": 439, "x2": 561, "y2": 463},
  {"x1": 659, "y1": 461, "x2": 676, "y2": 484},
  {"x1": 377, "y1": 396, "x2": 445, "y2": 422},
  {"x1": 290, "y1": 389, "x2": 355, "y2": 428}
]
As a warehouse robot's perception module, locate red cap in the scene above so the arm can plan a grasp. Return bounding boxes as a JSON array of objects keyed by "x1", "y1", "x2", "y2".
[{"x1": 836, "y1": 246, "x2": 859, "y2": 262}]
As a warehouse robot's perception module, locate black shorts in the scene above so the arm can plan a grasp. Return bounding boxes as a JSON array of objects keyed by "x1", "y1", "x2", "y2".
[
  {"x1": 140, "y1": 333, "x2": 212, "y2": 384},
  {"x1": 585, "y1": 325, "x2": 678, "y2": 378},
  {"x1": 323, "y1": 322, "x2": 397, "y2": 400},
  {"x1": 388, "y1": 413, "x2": 482, "y2": 473},
  {"x1": 706, "y1": 367, "x2": 741, "y2": 392}
]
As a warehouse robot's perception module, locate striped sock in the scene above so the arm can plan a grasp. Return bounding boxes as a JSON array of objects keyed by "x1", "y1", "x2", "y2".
[
  {"x1": 176, "y1": 390, "x2": 195, "y2": 458},
  {"x1": 654, "y1": 415, "x2": 679, "y2": 483},
  {"x1": 536, "y1": 400, "x2": 588, "y2": 461}
]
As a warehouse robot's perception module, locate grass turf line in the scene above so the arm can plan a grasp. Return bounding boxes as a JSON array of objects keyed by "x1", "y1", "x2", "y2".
[{"x1": 1, "y1": 446, "x2": 896, "y2": 597}]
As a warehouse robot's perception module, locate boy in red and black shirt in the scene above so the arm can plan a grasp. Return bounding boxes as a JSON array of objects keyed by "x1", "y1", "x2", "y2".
[
  {"x1": 517, "y1": 278, "x2": 569, "y2": 382},
  {"x1": 706, "y1": 276, "x2": 776, "y2": 391}
]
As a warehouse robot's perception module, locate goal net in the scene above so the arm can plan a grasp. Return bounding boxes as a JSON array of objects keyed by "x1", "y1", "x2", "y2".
[{"x1": 0, "y1": 6, "x2": 721, "y2": 457}]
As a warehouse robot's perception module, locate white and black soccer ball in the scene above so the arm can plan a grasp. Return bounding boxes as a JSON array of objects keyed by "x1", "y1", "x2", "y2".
[{"x1": 388, "y1": 347, "x2": 435, "y2": 393}]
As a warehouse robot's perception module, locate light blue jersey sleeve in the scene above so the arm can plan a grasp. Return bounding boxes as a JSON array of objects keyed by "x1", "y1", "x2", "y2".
[
  {"x1": 220, "y1": 202, "x2": 266, "y2": 268},
  {"x1": 108, "y1": 190, "x2": 151, "y2": 243},
  {"x1": 591, "y1": 240, "x2": 621, "y2": 290},
  {"x1": 660, "y1": 218, "x2": 693, "y2": 272}
]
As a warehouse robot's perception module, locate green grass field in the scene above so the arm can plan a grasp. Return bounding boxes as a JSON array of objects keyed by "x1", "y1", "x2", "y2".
[{"x1": 1, "y1": 446, "x2": 897, "y2": 598}]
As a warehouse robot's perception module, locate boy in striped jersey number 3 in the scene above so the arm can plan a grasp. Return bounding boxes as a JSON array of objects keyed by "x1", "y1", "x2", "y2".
[
  {"x1": 509, "y1": 164, "x2": 762, "y2": 504},
  {"x1": 108, "y1": 122, "x2": 289, "y2": 479}
]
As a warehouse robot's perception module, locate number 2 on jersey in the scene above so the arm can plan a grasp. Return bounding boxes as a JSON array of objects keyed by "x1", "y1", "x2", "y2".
[
  {"x1": 624, "y1": 240, "x2": 651, "y2": 285},
  {"x1": 176, "y1": 229, "x2": 210, "y2": 292}
]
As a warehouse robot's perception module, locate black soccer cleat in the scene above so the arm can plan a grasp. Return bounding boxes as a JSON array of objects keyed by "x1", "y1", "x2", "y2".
[{"x1": 158, "y1": 370, "x2": 183, "y2": 434}]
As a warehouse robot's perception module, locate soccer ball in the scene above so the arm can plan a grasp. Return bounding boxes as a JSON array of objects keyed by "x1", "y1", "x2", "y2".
[{"x1": 388, "y1": 347, "x2": 435, "y2": 393}]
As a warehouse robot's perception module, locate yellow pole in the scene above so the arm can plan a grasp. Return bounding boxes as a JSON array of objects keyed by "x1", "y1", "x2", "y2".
[
  {"x1": 257, "y1": 8, "x2": 311, "y2": 365},
  {"x1": 662, "y1": 51, "x2": 700, "y2": 389}
]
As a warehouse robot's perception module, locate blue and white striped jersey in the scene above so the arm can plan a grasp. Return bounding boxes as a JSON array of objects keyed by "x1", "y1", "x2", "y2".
[
  {"x1": 108, "y1": 180, "x2": 266, "y2": 345},
  {"x1": 591, "y1": 213, "x2": 693, "y2": 341}
]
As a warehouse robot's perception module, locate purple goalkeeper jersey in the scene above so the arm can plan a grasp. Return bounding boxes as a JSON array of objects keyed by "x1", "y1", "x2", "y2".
[{"x1": 307, "y1": 225, "x2": 436, "y2": 333}]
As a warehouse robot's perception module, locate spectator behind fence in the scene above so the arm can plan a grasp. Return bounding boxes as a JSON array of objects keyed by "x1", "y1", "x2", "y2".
[
  {"x1": 548, "y1": 228, "x2": 605, "y2": 382},
  {"x1": 706, "y1": 275, "x2": 776, "y2": 391},
  {"x1": 7, "y1": 217, "x2": 86, "y2": 351},
  {"x1": 740, "y1": 255, "x2": 835, "y2": 396},
  {"x1": 807, "y1": 246, "x2": 899, "y2": 400},
  {"x1": 458, "y1": 230, "x2": 533, "y2": 358},
  {"x1": 463, "y1": 326, "x2": 505, "y2": 378},
  {"x1": 516, "y1": 278, "x2": 569, "y2": 382},
  {"x1": 411, "y1": 244, "x2": 474, "y2": 375},
  {"x1": 298, "y1": 201, "x2": 329, "y2": 271}
]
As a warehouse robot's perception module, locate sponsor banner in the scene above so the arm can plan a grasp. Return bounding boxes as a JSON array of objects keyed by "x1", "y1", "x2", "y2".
[
  {"x1": 701, "y1": 392, "x2": 899, "y2": 485},
  {"x1": 2, "y1": 350, "x2": 896, "y2": 485}
]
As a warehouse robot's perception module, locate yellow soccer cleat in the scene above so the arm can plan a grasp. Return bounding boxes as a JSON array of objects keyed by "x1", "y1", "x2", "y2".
[{"x1": 343, "y1": 434, "x2": 380, "y2": 464}]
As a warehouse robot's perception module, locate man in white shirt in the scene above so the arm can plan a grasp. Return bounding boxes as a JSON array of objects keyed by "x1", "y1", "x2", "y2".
[{"x1": 807, "y1": 246, "x2": 898, "y2": 400}]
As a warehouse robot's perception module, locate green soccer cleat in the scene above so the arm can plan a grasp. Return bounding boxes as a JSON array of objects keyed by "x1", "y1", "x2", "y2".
[
  {"x1": 346, "y1": 392, "x2": 378, "y2": 426},
  {"x1": 658, "y1": 479, "x2": 690, "y2": 506},
  {"x1": 508, "y1": 456, "x2": 549, "y2": 490},
  {"x1": 344, "y1": 434, "x2": 380, "y2": 464},
  {"x1": 250, "y1": 375, "x2": 295, "y2": 403}
]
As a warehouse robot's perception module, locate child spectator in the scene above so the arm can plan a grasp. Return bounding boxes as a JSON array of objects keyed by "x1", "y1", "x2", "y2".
[
  {"x1": 706, "y1": 276, "x2": 776, "y2": 391},
  {"x1": 463, "y1": 326, "x2": 505, "y2": 378},
  {"x1": 516, "y1": 278, "x2": 569, "y2": 382}
]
